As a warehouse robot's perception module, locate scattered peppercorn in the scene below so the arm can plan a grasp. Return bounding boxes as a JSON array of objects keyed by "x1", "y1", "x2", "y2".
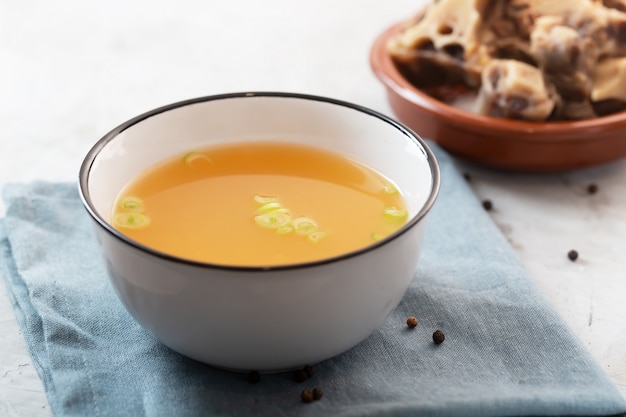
[
  {"x1": 304, "y1": 365, "x2": 315, "y2": 378},
  {"x1": 294, "y1": 369, "x2": 307, "y2": 383},
  {"x1": 482, "y1": 200, "x2": 493, "y2": 211},
  {"x1": 568, "y1": 250, "x2": 579, "y2": 262},
  {"x1": 300, "y1": 389, "x2": 314, "y2": 403},
  {"x1": 587, "y1": 183, "x2": 598, "y2": 195},
  {"x1": 312, "y1": 387, "x2": 324, "y2": 400},
  {"x1": 248, "y1": 371, "x2": 260, "y2": 384},
  {"x1": 463, "y1": 172, "x2": 471, "y2": 182},
  {"x1": 406, "y1": 316, "x2": 418, "y2": 328},
  {"x1": 433, "y1": 329, "x2": 445, "y2": 344}
]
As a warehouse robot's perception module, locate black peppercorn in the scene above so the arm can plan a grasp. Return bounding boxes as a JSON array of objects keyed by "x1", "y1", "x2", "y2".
[
  {"x1": 248, "y1": 371, "x2": 260, "y2": 384},
  {"x1": 568, "y1": 250, "x2": 578, "y2": 261},
  {"x1": 587, "y1": 183, "x2": 598, "y2": 195},
  {"x1": 294, "y1": 369, "x2": 307, "y2": 383},
  {"x1": 303, "y1": 365, "x2": 315, "y2": 378},
  {"x1": 312, "y1": 387, "x2": 324, "y2": 400},
  {"x1": 406, "y1": 316, "x2": 418, "y2": 328},
  {"x1": 433, "y1": 329, "x2": 445, "y2": 344},
  {"x1": 482, "y1": 200, "x2": 493, "y2": 211},
  {"x1": 300, "y1": 389, "x2": 314, "y2": 403},
  {"x1": 463, "y1": 172, "x2": 471, "y2": 182}
]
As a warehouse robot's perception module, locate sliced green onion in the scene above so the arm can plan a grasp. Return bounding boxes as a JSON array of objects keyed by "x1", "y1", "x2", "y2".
[
  {"x1": 253, "y1": 194, "x2": 278, "y2": 204},
  {"x1": 292, "y1": 216, "x2": 318, "y2": 235},
  {"x1": 370, "y1": 232, "x2": 384, "y2": 242},
  {"x1": 252, "y1": 195, "x2": 324, "y2": 240},
  {"x1": 383, "y1": 183, "x2": 398, "y2": 194},
  {"x1": 384, "y1": 206, "x2": 408, "y2": 221},
  {"x1": 112, "y1": 212, "x2": 151, "y2": 229},
  {"x1": 307, "y1": 231, "x2": 328, "y2": 243},
  {"x1": 119, "y1": 196, "x2": 145, "y2": 212},
  {"x1": 254, "y1": 211, "x2": 292, "y2": 229},
  {"x1": 276, "y1": 224, "x2": 294, "y2": 235},
  {"x1": 183, "y1": 152, "x2": 212, "y2": 166},
  {"x1": 256, "y1": 202, "x2": 284, "y2": 213}
]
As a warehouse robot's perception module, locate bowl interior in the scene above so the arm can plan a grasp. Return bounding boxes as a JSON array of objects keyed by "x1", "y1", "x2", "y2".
[{"x1": 83, "y1": 93, "x2": 437, "y2": 246}]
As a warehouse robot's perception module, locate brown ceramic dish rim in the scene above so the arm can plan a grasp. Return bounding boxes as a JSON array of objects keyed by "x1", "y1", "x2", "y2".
[{"x1": 371, "y1": 22, "x2": 626, "y2": 142}]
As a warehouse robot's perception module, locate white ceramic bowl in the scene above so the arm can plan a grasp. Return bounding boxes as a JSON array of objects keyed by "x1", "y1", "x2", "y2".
[{"x1": 79, "y1": 92, "x2": 440, "y2": 372}]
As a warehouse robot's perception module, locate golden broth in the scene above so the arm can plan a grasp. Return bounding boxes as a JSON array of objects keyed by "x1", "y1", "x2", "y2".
[{"x1": 111, "y1": 142, "x2": 408, "y2": 266}]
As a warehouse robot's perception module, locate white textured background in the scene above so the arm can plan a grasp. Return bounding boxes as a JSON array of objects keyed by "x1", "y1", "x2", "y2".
[{"x1": 1, "y1": 1, "x2": 625, "y2": 415}]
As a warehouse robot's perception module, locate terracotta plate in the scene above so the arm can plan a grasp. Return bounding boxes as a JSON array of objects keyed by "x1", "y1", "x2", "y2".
[{"x1": 370, "y1": 23, "x2": 626, "y2": 172}]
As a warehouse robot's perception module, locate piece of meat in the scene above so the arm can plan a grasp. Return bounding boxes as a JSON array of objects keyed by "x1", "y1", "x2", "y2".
[
  {"x1": 530, "y1": 17, "x2": 596, "y2": 102},
  {"x1": 476, "y1": 59, "x2": 556, "y2": 121},
  {"x1": 592, "y1": 99, "x2": 626, "y2": 115},
  {"x1": 601, "y1": 0, "x2": 626, "y2": 12},
  {"x1": 392, "y1": 50, "x2": 479, "y2": 90},
  {"x1": 387, "y1": 0, "x2": 493, "y2": 88},
  {"x1": 489, "y1": 0, "x2": 538, "y2": 39},
  {"x1": 535, "y1": 2, "x2": 626, "y2": 58},
  {"x1": 486, "y1": 38, "x2": 537, "y2": 66},
  {"x1": 389, "y1": 0, "x2": 489, "y2": 59},
  {"x1": 604, "y1": 8, "x2": 626, "y2": 56},
  {"x1": 554, "y1": 100, "x2": 598, "y2": 120},
  {"x1": 592, "y1": 57, "x2": 626, "y2": 102}
]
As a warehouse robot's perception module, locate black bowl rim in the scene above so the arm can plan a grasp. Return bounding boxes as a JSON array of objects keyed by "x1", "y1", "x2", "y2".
[{"x1": 78, "y1": 91, "x2": 441, "y2": 272}]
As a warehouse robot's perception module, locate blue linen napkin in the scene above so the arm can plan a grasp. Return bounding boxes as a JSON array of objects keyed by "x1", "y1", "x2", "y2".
[{"x1": 1, "y1": 145, "x2": 625, "y2": 417}]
